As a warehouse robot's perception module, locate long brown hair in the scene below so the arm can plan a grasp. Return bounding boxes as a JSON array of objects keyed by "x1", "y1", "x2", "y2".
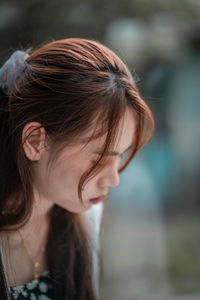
[{"x1": 0, "y1": 38, "x2": 154, "y2": 299}]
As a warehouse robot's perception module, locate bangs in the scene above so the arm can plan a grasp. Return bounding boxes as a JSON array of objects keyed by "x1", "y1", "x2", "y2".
[
  {"x1": 78, "y1": 94, "x2": 154, "y2": 203},
  {"x1": 77, "y1": 93, "x2": 128, "y2": 201}
]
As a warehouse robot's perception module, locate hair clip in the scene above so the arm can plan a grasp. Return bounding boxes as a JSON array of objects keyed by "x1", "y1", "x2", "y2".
[{"x1": 0, "y1": 50, "x2": 29, "y2": 96}]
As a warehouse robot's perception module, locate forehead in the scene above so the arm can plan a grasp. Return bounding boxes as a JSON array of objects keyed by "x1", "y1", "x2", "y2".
[
  {"x1": 116, "y1": 108, "x2": 136, "y2": 147},
  {"x1": 54, "y1": 108, "x2": 136, "y2": 161},
  {"x1": 82, "y1": 108, "x2": 136, "y2": 152}
]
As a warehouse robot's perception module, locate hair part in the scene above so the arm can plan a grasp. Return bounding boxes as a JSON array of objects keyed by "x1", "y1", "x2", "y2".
[{"x1": 0, "y1": 38, "x2": 154, "y2": 299}]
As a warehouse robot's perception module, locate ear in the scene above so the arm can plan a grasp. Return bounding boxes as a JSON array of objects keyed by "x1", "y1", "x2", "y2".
[{"x1": 22, "y1": 122, "x2": 47, "y2": 161}]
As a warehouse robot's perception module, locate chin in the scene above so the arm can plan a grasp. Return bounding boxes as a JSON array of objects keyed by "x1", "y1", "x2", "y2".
[{"x1": 58, "y1": 202, "x2": 91, "y2": 214}]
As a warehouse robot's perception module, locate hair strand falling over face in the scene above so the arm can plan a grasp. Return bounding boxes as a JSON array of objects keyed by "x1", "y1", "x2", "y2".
[{"x1": 0, "y1": 37, "x2": 154, "y2": 299}]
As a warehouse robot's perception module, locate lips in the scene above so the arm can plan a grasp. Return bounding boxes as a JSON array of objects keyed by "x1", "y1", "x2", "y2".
[{"x1": 89, "y1": 195, "x2": 106, "y2": 205}]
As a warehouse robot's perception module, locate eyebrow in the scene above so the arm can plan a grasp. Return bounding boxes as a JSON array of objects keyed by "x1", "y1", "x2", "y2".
[{"x1": 93, "y1": 144, "x2": 133, "y2": 156}]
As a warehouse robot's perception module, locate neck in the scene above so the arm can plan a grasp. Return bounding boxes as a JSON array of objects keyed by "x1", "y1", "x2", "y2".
[
  {"x1": 0, "y1": 189, "x2": 54, "y2": 285},
  {"x1": 1, "y1": 187, "x2": 54, "y2": 249}
]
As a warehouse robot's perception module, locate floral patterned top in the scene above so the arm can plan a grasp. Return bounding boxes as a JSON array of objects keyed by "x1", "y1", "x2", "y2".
[{"x1": 8, "y1": 270, "x2": 54, "y2": 300}]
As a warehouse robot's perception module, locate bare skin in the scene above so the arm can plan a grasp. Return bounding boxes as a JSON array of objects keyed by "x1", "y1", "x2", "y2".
[
  {"x1": 1, "y1": 212, "x2": 50, "y2": 286},
  {"x1": 0, "y1": 108, "x2": 136, "y2": 287}
]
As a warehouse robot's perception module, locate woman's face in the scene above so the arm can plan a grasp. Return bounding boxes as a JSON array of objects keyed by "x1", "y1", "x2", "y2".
[{"x1": 32, "y1": 108, "x2": 136, "y2": 213}]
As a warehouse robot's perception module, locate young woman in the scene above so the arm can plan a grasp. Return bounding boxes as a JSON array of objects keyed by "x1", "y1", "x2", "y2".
[{"x1": 0, "y1": 38, "x2": 154, "y2": 300}]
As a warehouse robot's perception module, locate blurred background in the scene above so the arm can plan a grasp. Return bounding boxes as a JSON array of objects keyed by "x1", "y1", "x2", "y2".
[{"x1": 0, "y1": 0, "x2": 200, "y2": 299}]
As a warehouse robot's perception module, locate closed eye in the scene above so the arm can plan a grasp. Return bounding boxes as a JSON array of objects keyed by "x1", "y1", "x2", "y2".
[
  {"x1": 91, "y1": 144, "x2": 133, "y2": 168},
  {"x1": 92, "y1": 144, "x2": 133, "y2": 157}
]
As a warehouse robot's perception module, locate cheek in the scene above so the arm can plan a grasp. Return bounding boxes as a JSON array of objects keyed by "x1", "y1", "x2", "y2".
[
  {"x1": 33, "y1": 146, "x2": 95, "y2": 202},
  {"x1": 83, "y1": 169, "x2": 101, "y2": 190},
  {"x1": 48, "y1": 158, "x2": 91, "y2": 193}
]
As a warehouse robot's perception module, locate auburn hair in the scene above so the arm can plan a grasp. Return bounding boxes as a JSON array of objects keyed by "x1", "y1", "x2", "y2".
[{"x1": 0, "y1": 38, "x2": 154, "y2": 299}]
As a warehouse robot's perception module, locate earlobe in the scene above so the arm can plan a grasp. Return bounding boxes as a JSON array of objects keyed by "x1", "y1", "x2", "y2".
[{"x1": 22, "y1": 122, "x2": 47, "y2": 161}]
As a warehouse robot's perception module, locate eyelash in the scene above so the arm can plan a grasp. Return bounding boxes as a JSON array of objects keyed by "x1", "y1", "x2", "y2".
[
  {"x1": 91, "y1": 154, "x2": 127, "y2": 167},
  {"x1": 90, "y1": 147, "x2": 131, "y2": 169}
]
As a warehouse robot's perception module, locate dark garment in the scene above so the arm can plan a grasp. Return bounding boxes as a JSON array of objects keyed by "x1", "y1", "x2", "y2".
[
  {"x1": 9, "y1": 270, "x2": 54, "y2": 300},
  {"x1": 0, "y1": 203, "x2": 103, "y2": 300}
]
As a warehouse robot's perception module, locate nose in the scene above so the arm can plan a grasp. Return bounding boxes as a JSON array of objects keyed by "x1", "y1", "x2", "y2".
[{"x1": 98, "y1": 162, "x2": 120, "y2": 188}]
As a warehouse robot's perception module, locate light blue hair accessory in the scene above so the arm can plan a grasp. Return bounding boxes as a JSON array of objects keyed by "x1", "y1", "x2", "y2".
[{"x1": 0, "y1": 50, "x2": 29, "y2": 96}]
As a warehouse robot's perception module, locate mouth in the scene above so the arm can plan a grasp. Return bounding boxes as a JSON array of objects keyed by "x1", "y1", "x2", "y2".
[{"x1": 89, "y1": 195, "x2": 106, "y2": 205}]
